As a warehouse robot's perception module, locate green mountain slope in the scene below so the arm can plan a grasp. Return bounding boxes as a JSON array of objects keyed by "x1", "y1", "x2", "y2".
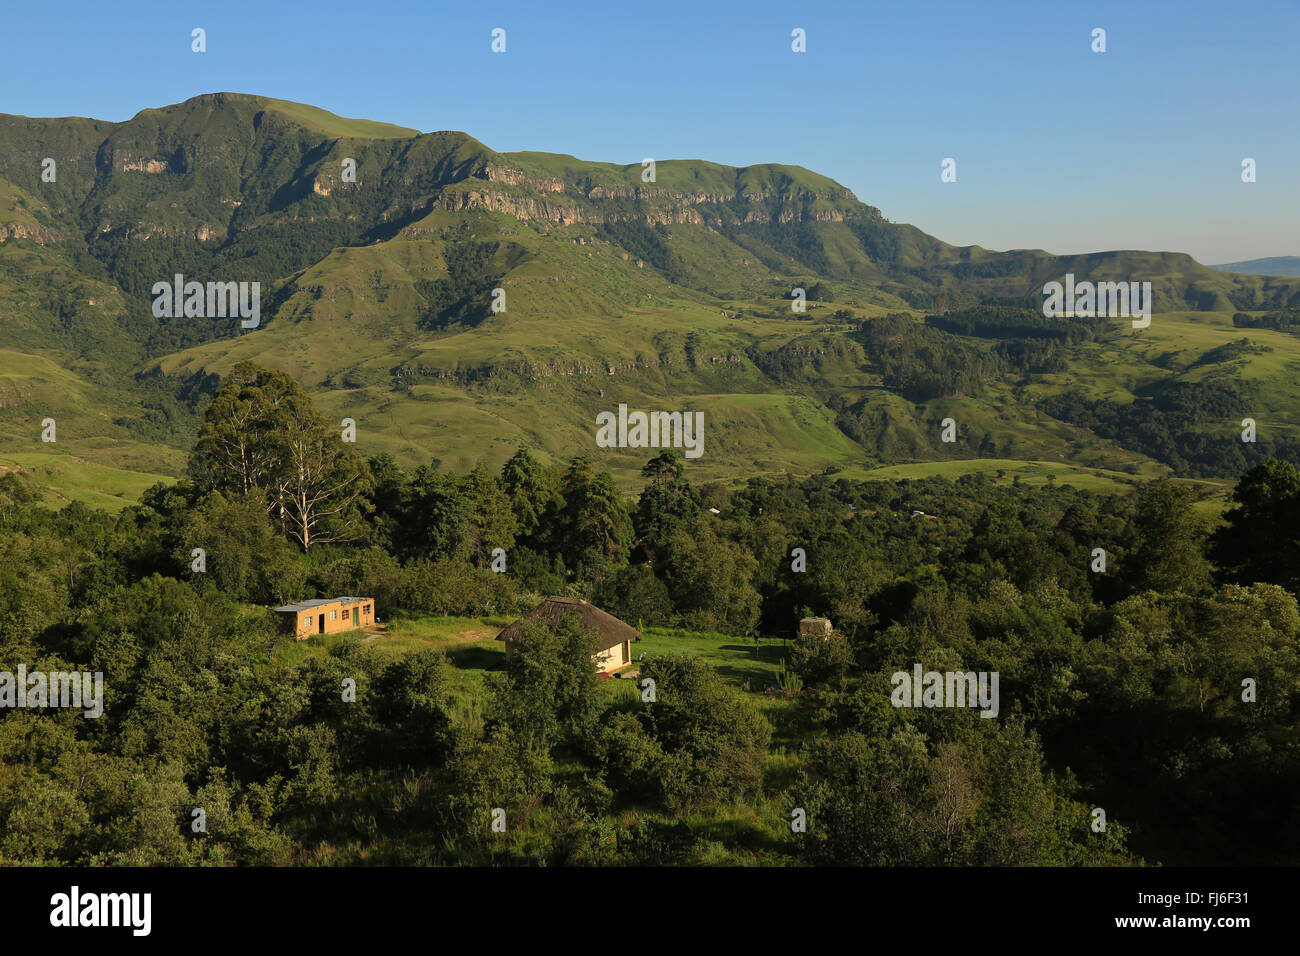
[{"x1": 2, "y1": 92, "x2": 1299, "y2": 506}]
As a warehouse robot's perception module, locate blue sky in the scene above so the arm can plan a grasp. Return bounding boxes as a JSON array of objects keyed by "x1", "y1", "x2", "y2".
[{"x1": 2, "y1": 0, "x2": 1295, "y2": 263}]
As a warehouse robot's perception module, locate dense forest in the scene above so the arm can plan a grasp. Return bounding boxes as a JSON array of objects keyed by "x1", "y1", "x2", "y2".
[{"x1": 1, "y1": 362, "x2": 1297, "y2": 865}]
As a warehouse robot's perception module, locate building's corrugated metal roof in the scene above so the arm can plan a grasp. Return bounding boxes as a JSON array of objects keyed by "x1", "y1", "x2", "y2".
[{"x1": 273, "y1": 596, "x2": 372, "y2": 613}]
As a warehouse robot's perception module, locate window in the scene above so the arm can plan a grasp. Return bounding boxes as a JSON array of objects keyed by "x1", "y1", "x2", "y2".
[
  {"x1": 305, "y1": 615, "x2": 313, "y2": 628},
  {"x1": 330, "y1": 610, "x2": 337, "y2": 621}
]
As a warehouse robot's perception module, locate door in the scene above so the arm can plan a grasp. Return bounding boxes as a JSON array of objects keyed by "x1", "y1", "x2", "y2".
[
  {"x1": 319, "y1": 614, "x2": 325, "y2": 634},
  {"x1": 352, "y1": 607, "x2": 359, "y2": 628}
]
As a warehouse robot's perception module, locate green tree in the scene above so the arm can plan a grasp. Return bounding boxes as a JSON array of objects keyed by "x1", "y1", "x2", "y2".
[
  {"x1": 316, "y1": 547, "x2": 405, "y2": 617},
  {"x1": 1129, "y1": 478, "x2": 1210, "y2": 594},
  {"x1": 365, "y1": 453, "x2": 409, "y2": 551},
  {"x1": 405, "y1": 465, "x2": 471, "y2": 560},
  {"x1": 176, "y1": 490, "x2": 306, "y2": 604},
  {"x1": 555, "y1": 456, "x2": 632, "y2": 581},
  {"x1": 633, "y1": 450, "x2": 701, "y2": 563},
  {"x1": 614, "y1": 654, "x2": 770, "y2": 812},
  {"x1": 1211, "y1": 459, "x2": 1300, "y2": 593},
  {"x1": 500, "y1": 448, "x2": 560, "y2": 547},
  {"x1": 790, "y1": 627, "x2": 854, "y2": 686},
  {"x1": 188, "y1": 362, "x2": 371, "y2": 550},
  {"x1": 462, "y1": 463, "x2": 518, "y2": 567},
  {"x1": 488, "y1": 614, "x2": 602, "y2": 752},
  {"x1": 661, "y1": 515, "x2": 761, "y2": 634},
  {"x1": 594, "y1": 563, "x2": 673, "y2": 626},
  {"x1": 370, "y1": 650, "x2": 455, "y2": 767}
]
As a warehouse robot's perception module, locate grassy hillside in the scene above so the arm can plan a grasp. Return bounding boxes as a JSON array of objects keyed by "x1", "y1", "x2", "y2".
[
  {"x1": 3, "y1": 92, "x2": 1300, "y2": 506},
  {"x1": 0, "y1": 451, "x2": 171, "y2": 509}
]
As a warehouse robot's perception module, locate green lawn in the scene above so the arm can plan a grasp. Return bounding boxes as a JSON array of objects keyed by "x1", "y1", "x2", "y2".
[
  {"x1": 274, "y1": 612, "x2": 511, "y2": 699},
  {"x1": 634, "y1": 626, "x2": 791, "y2": 693},
  {"x1": 273, "y1": 613, "x2": 794, "y2": 702}
]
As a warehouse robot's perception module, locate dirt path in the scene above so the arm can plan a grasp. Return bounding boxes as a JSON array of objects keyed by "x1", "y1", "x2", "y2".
[
  {"x1": 448, "y1": 626, "x2": 498, "y2": 642},
  {"x1": 363, "y1": 624, "x2": 498, "y2": 645}
]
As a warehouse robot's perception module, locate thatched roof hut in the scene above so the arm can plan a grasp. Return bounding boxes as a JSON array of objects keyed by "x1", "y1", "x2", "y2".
[
  {"x1": 799, "y1": 617, "x2": 833, "y2": 639},
  {"x1": 496, "y1": 597, "x2": 638, "y2": 673}
]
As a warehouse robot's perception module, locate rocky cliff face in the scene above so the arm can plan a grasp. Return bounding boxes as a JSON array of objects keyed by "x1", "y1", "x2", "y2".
[
  {"x1": 437, "y1": 165, "x2": 877, "y2": 227},
  {"x1": 392, "y1": 350, "x2": 747, "y2": 388},
  {"x1": 120, "y1": 158, "x2": 169, "y2": 174},
  {"x1": 0, "y1": 221, "x2": 60, "y2": 244},
  {"x1": 484, "y1": 164, "x2": 564, "y2": 192}
]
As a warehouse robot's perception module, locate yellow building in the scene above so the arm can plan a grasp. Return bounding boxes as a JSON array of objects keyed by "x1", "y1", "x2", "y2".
[{"x1": 273, "y1": 596, "x2": 374, "y2": 640}]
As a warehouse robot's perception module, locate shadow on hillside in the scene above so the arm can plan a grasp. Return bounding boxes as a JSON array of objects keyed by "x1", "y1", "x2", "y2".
[
  {"x1": 690, "y1": 816, "x2": 791, "y2": 858},
  {"x1": 446, "y1": 643, "x2": 504, "y2": 671}
]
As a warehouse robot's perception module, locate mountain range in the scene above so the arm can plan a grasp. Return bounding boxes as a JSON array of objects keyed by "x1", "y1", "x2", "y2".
[
  {"x1": 1209, "y1": 257, "x2": 1300, "y2": 277},
  {"x1": 3, "y1": 92, "x2": 1299, "y2": 510}
]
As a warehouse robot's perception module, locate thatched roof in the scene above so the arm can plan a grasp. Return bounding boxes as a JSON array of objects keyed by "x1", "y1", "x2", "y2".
[
  {"x1": 799, "y1": 617, "x2": 833, "y2": 638},
  {"x1": 496, "y1": 597, "x2": 637, "y2": 652}
]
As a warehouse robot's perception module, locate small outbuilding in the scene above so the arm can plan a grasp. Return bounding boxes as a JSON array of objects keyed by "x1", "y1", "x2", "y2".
[
  {"x1": 799, "y1": 617, "x2": 833, "y2": 639},
  {"x1": 274, "y1": 596, "x2": 374, "y2": 640},
  {"x1": 496, "y1": 597, "x2": 637, "y2": 675}
]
